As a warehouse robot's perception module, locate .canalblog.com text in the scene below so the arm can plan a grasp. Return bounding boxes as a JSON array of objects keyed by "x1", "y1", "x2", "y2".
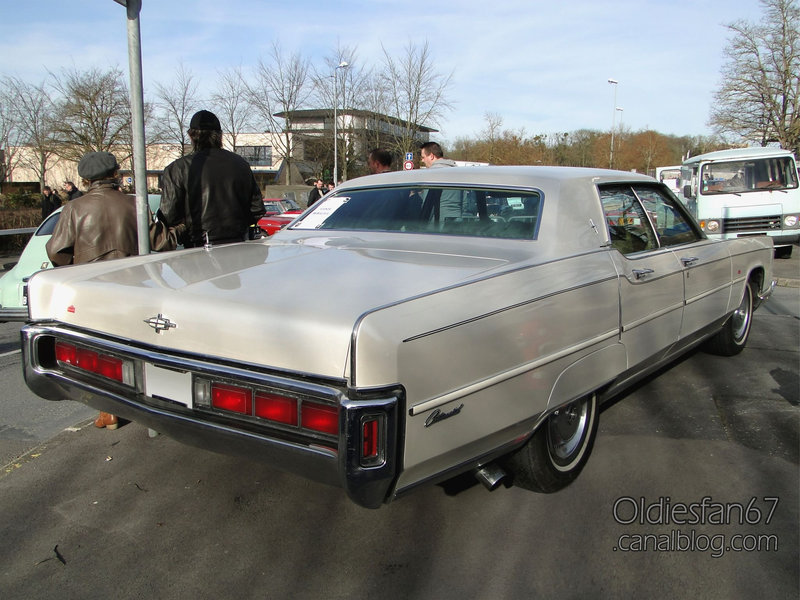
[{"x1": 611, "y1": 496, "x2": 780, "y2": 558}]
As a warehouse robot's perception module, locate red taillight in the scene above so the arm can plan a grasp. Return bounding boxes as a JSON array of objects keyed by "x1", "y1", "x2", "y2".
[
  {"x1": 254, "y1": 391, "x2": 298, "y2": 426},
  {"x1": 301, "y1": 402, "x2": 338, "y2": 435},
  {"x1": 211, "y1": 383, "x2": 252, "y2": 415},
  {"x1": 76, "y1": 347, "x2": 98, "y2": 371},
  {"x1": 55, "y1": 341, "x2": 77, "y2": 364},
  {"x1": 55, "y1": 341, "x2": 127, "y2": 384},
  {"x1": 362, "y1": 418, "x2": 379, "y2": 459},
  {"x1": 97, "y1": 356, "x2": 123, "y2": 382}
]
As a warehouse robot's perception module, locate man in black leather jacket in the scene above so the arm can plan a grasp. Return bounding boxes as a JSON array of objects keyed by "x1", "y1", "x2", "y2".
[{"x1": 159, "y1": 110, "x2": 265, "y2": 248}]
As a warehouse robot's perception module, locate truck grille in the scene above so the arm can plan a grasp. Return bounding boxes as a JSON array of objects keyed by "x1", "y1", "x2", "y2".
[{"x1": 723, "y1": 215, "x2": 782, "y2": 233}]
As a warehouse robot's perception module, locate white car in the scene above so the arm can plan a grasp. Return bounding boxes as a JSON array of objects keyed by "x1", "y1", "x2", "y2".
[{"x1": 21, "y1": 168, "x2": 774, "y2": 508}]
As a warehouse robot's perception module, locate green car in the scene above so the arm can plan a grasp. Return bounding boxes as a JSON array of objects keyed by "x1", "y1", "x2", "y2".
[{"x1": 0, "y1": 195, "x2": 161, "y2": 322}]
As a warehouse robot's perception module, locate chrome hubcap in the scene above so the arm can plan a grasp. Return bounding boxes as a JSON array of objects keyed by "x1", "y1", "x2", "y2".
[
  {"x1": 731, "y1": 288, "x2": 752, "y2": 342},
  {"x1": 547, "y1": 399, "x2": 589, "y2": 461}
]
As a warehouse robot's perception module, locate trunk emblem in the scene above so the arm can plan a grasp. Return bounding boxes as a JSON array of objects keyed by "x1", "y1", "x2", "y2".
[{"x1": 144, "y1": 313, "x2": 177, "y2": 334}]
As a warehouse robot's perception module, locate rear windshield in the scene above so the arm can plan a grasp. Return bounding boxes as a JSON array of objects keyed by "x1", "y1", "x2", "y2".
[{"x1": 293, "y1": 186, "x2": 542, "y2": 240}]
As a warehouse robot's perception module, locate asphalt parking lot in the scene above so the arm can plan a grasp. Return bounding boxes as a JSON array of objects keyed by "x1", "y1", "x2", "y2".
[{"x1": 0, "y1": 248, "x2": 797, "y2": 599}]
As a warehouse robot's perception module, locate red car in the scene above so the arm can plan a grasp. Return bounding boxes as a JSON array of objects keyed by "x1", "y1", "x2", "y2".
[{"x1": 259, "y1": 198, "x2": 303, "y2": 236}]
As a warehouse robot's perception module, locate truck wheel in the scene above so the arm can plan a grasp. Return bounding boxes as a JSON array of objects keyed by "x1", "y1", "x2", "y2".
[
  {"x1": 704, "y1": 281, "x2": 754, "y2": 356},
  {"x1": 504, "y1": 394, "x2": 598, "y2": 493}
]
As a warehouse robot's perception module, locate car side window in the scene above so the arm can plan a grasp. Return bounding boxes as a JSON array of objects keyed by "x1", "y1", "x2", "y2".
[
  {"x1": 599, "y1": 186, "x2": 656, "y2": 254},
  {"x1": 632, "y1": 186, "x2": 701, "y2": 247},
  {"x1": 36, "y1": 210, "x2": 62, "y2": 236}
]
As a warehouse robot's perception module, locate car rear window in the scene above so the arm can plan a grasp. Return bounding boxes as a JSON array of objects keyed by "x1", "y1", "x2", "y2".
[{"x1": 293, "y1": 186, "x2": 542, "y2": 240}]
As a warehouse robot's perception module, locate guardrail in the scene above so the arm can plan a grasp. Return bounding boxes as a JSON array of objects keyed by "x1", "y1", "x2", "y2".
[{"x1": 0, "y1": 228, "x2": 36, "y2": 236}]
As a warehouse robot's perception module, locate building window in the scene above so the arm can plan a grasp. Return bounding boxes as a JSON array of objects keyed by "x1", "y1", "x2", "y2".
[{"x1": 236, "y1": 146, "x2": 272, "y2": 167}]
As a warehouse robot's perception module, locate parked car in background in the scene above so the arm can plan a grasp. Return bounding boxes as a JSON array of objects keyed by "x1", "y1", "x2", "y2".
[
  {"x1": 258, "y1": 197, "x2": 303, "y2": 236},
  {"x1": 21, "y1": 167, "x2": 774, "y2": 508},
  {"x1": 0, "y1": 195, "x2": 161, "y2": 322},
  {"x1": 262, "y1": 198, "x2": 302, "y2": 216},
  {"x1": 0, "y1": 207, "x2": 63, "y2": 322}
]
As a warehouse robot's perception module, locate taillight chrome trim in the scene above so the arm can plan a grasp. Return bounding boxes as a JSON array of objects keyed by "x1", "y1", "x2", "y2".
[{"x1": 22, "y1": 323, "x2": 404, "y2": 509}]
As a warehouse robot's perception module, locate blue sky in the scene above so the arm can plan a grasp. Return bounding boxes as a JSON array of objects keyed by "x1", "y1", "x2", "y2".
[{"x1": 0, "y1": 0, "x2": 766, "y2": 144}]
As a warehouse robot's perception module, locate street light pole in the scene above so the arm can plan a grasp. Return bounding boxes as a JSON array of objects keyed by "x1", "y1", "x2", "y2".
[
  {"x1": 113, "y1": 0, "x2": 149, "y2": 255},
  {"x1": 608, "y1": 78, "x2": 618, "y2": 169},
  {"x1": 332, "y1": 61, "x2": 348, "y2": 184}
]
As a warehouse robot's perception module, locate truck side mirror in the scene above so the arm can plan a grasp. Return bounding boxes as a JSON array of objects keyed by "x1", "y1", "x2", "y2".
[{"x1": 682, "y1": 184, "x2": 693, "y2": 199}]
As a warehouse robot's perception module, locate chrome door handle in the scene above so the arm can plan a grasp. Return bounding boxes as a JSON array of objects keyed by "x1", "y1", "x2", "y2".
[
  {"x1": 632, "y1": 268, "x2": 655, "y2": 280},
  {"x1": 681, "y1": 256, "x2": 699, "y2": 267}
]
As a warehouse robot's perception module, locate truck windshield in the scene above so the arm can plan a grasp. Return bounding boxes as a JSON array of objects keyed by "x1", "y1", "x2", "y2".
[{"x1": 700, "y1": 157, "x2": 798, "y2": 195}]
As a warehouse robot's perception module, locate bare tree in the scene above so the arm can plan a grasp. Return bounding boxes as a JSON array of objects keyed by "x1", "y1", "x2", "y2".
[
  {"x1": 210, "y1": 66, "x2": 251, "y2": 150},
  {"x1": 480, "y1": 112, "x2": 504, "y2": 164},
  {"x1": 0, "y1": 79, "x2": 25, "y2": 184},
  {"x1": 246, "y1": 43, "x2": 311, "y2": 185},
  {"x1": 154, "y1": 63, "x2": 199, "y2": 156},
  {"x1": 710, "y1": 0, "x2": 800, "y2": 154},
  {"x1": 379, "y1": 40, "x2": 453, "y2": 156},
  {"x1": 358, "y1": 70, "x2": 392, "y2": 151},
  {"x1": 49, "y1": 66, "x2": 132, "y2": 163},
  {"x1": 310, "y1": 44, "x2": 372, "y2": 180},
  {"x1": 2, "y1": 77, "x2": 58, "y2": 186}
]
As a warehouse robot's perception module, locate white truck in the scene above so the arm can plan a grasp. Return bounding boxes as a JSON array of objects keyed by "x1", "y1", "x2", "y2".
[
  {"x1": 680, "y1": 147, "x2": 800, "y2": 258},
  {"x1": 655, "y1": 165, "x2": 682, "y2": 196}
]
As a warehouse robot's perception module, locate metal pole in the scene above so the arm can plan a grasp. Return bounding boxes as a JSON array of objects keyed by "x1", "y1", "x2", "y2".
[
  {"x1": 115, "y1": 0, "x2": 150, "y2": 255},
  {"x1": 332, "y1": 62, "x2": 348, "y2": 184},
  {"x1": 333, "y1": 70, "x2": 338, "y2": 185},
  {"x1": 608, "y1": 79, "x2": 618, "y2": 169}
]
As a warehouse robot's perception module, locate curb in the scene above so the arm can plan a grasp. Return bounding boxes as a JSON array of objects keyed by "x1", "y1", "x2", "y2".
[{"x1": 776, "y1": 278, "x2": 799, "y2": 288}]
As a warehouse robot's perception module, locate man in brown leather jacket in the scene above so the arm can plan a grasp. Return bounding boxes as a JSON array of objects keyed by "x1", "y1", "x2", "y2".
[
  {"x1": 46, "y1": 151, "x2": 139, "y2": 431},
  {"x1": 159, "y1": 110, "x2": 264, "y2": 248},
  {"x1": 47, "y1": 152, "x2": 138, "y2": 265}
]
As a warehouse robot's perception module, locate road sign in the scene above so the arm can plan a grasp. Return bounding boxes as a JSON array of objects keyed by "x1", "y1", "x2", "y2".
[
  {"x1": 405, "y1": 152, "x2": 413, "y2": 161},
  {"x1": 403, "y1": 160, "x2": 414, "y2": 170}
]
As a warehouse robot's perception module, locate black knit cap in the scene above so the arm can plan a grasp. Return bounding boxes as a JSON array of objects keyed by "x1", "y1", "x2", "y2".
[
  {"x1": 77, "y1": 151, "x2": 119, "y2": 180},
  {"x1": 189, "y1": 110, "x2": 221, "y2": 131}
]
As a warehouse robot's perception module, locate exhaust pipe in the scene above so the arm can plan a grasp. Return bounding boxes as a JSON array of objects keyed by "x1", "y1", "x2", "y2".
[{"x1": 474, "y1": 463, "x2": 507, "y2": 491}]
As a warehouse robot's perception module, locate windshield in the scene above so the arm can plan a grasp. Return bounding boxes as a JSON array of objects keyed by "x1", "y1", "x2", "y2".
[
  {"x1": 293, "y1": 185, "x2": 542, "y2": 240},
  {"x1": 700, "y1": 156, "x2": 798, "y2": 195}
]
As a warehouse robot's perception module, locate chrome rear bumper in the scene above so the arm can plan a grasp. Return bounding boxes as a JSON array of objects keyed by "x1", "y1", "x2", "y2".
[{"x1": 21, "y1": 323, "x2": 402, "y2": 509}]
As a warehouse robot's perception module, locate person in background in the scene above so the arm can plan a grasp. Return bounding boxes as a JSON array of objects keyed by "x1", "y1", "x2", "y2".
[
  {"x1": 367, "y1": 148, "x2": 393, "y2": 174},
  {"x1": 159, "y1": 110, "x2": 264, "y2": 248},
  {"x1": 62, "y1": 181, "x2": 83, "y2": 201},
  {"x1": 307, "y1": 179, "x2": 325, "y2": 207},
  {"x1": 46, "y1": 151, "x2": 140, "y2": 431},
  {"x1": 326, "y1": 181, "x2": 335, "y2": 193},
  {"x1": 420, "y1": 141, "x2": 456, "y2": 169},
  {"x1": 40, "y1": 186, "x2": 58, "y2": 221}
]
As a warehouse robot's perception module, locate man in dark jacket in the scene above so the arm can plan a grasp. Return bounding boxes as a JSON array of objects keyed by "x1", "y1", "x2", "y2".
[
  {"x1": 46, "y1": 151, "x2": 140, "y2": 431},
  {"x1": 40, "y1": 186, "x2": 58, "y2": 221},
  {"x1": 307, "y1": 179, "x2": 325, "y2": 207},
  {"x1": 62, "y1": 181, "x2": 83, "y2": 201},
  {"x1": 159, "y1": 110, "x2": 264, "y2": 248}
]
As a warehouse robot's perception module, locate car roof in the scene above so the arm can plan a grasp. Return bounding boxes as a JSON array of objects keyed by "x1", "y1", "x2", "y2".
[
  {"x1": 336, "y1": 165, "x2": 655, "y2": 192},
  {"x1": 683, "y1": 147, "x2": 794, "y2": 164}
]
